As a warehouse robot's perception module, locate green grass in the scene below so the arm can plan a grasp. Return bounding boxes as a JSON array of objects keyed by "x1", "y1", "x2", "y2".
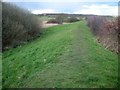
[{"x1": 2, "y1": 21, "x2": 118, "y2": 88}]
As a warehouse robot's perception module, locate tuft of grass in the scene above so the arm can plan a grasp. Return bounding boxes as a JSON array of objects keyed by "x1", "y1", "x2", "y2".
[{"x1": 3, "y1": 21, "x2": 118, "y2": 88}]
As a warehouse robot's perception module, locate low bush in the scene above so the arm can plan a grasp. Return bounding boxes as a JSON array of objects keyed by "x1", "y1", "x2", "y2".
[
  {"x1": 64, "y1": 17, "x2": 80, "y2": 23},
  {"x1": 47, "y1": 19, "x2": 58, "y2": 24},
  {"x1": 2, "y1": 2, "x2": 42, "y2": 50}
]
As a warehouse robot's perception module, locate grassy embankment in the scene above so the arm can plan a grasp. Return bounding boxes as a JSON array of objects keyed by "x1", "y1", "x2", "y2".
[{"x1": 3, "y1": 20, "x2": 118, "y2": 88}]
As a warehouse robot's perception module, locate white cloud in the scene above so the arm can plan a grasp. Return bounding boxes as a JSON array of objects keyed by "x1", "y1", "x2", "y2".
[
  {"x1": 31, "y1": 4, "x2": 118, "y2": 16},
  {"x1": 31, "y1": 9, "x2": 58, "y2": 14},
  {"x1": 74, "y1": 4, "x2": 118, "y2": 16},
  {"x1": 31, "y1": 9, "x2": 71, "y2": 14}
]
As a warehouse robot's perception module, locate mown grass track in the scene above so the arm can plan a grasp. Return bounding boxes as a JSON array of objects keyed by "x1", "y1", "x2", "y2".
[{"x1": 3, "y1": 21, "x2": 118, "y2": 88}]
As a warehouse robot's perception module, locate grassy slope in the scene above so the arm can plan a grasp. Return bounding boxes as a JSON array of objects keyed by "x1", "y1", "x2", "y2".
[{"x1": 3, "y1": 21, "x2": 118, "y2": 88}]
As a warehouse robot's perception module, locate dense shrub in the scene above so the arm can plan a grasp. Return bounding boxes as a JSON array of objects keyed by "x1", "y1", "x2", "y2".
[
  {"x1": 87, "y1": 16, "x2": 107, "y2": 36},
  {"x1": 0, "y1": 2, "x2": 2, "y2": 52},
  {"x1": 2, "y1": 2, "x2": 42, "y2": 50},
  {"x1": 64, "y1": 17, "x2": 80, "y2": 23},
  {"x1": 103, "y1": 17, "x2": 119, "y2": 53},
  {"x1": 87, "y1": 16, "x2": 119, "y2": 53},
  {"x1": 105, "y1": 17, "x2": 118, "y2": 34}
]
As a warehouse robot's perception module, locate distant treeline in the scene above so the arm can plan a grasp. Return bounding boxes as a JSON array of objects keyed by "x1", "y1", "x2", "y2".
[
  {"x1": 2, "y1": 2, "x2": 42, "y2": 51},
  {"x1": 37, "y1": 13, "x2": 113, "y2": 19},
  {"x1": 47, "y1": 16, "x2": 80, "y2": 24}
]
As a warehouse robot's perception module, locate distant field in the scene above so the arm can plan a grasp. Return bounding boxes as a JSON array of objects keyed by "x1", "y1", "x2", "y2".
[
  {"x1": 38, "y1": 16, "x2": 58, "y2": 28},
  {"x1": 38, "y1": 16, "x2": 53, "y2": 21},
  {"x1": 3, "y1": 20, "x2": 118, "y2": 88}
]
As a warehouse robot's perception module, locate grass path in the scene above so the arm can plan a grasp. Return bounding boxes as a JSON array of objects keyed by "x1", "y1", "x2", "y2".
[{"x1": 3, "y1": 21, "x2": 118, "y2": 88}]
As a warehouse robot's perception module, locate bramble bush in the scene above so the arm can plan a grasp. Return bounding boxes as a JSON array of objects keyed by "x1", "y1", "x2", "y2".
[
  {"x1": 87, "y1": 16, "x2": 119, "y2": 53},
  {"x1": 87, "y1": 16, "x2": 107, "y2": 36}
]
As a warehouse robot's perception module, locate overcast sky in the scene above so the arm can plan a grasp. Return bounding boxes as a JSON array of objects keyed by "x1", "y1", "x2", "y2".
[{"x1": 4, "y1": 0, "x2": 119, "y2": 16}]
